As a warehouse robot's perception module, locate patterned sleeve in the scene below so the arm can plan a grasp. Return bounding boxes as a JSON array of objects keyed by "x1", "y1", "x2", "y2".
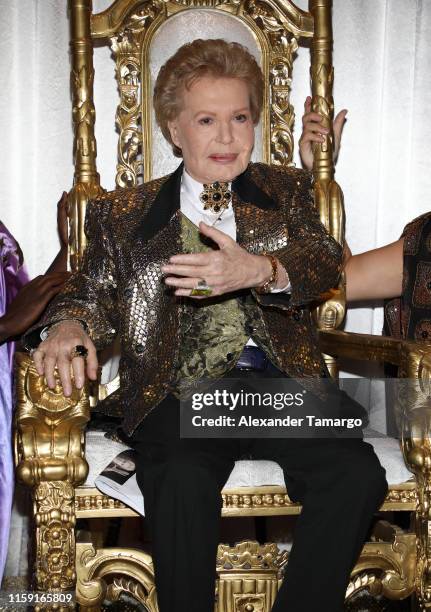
[
  {"x1": 253, "y1": 169, "x2": 342, "y2": 309},
  {"x1": 385, "y1": 212, "x2": 431, "y2": 341}
]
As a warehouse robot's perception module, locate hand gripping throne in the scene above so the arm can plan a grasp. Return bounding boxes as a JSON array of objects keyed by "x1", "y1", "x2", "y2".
[{"x1": 14, "y1": 0, "x2": 431, "y2": 610}]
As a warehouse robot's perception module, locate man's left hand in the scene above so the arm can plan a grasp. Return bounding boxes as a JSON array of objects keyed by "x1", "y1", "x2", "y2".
[{"x1": 162, "y1": 222, "x2": 274, "y2": 298}]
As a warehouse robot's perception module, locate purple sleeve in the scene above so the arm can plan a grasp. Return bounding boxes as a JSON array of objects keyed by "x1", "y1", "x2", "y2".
[{"x1": 0, "y1": 221, "x2": 30, "y2": 584}]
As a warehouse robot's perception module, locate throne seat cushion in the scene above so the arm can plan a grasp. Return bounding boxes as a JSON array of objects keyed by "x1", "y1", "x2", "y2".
[{"x1": 83, "y1": 430, "x2": 413, "y2": 489}]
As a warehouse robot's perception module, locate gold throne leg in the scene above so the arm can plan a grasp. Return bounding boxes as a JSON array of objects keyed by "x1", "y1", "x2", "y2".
[
  {"x1": 14, "y1": 352, "x2": 90, "y2": 610},
  {"x1": 216, "y1": 541, "x2": 288, "y2": 612},
  {"x1": 33, "y1": 482, "x2": 77, "y2": 597}
]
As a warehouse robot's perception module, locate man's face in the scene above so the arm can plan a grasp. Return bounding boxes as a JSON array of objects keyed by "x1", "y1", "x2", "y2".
[{"x1": 167, "y1": 76, "x2": 255, "y2": 184}]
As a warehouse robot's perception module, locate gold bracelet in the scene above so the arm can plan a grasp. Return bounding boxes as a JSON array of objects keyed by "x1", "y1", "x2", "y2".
[{"x1": 255, "y1": 254, "x2": 279, "y2": 294}]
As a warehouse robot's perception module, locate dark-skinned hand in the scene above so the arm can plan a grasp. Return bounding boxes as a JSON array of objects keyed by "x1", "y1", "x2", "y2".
[
  {"x1": 57, "y1": 191, "x2": 69, "y2": 248},
  {"x1": 0, "y1": 272, "x2": 70, "y2": 342}
]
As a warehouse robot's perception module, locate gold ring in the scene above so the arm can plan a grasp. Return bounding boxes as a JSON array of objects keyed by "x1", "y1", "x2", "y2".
[
  {"x1": 190, "y1": 279, "x2": 212, "y2": 297},
  {"x1": 70, "y1": 345, "x2": 88, "y2": 360}
]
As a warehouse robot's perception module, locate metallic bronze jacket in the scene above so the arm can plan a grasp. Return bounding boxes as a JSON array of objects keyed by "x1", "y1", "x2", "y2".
[{"x1": 29, "y1": 162, "x2": 342, "y2": 436}]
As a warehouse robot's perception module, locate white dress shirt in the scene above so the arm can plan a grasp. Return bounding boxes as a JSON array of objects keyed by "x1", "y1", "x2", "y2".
[{"x1": 180, "y1": 170, "x2": 291, "y2": 347}]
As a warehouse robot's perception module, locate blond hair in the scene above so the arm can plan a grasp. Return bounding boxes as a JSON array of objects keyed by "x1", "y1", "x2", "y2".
[{"x1": 153, "y1": 39, "x2": 264, "y2": 157}]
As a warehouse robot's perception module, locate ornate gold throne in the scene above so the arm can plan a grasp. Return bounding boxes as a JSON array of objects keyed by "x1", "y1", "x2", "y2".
[{"x1": 14, "y1": 0, "x2": 431, "y2": 610}]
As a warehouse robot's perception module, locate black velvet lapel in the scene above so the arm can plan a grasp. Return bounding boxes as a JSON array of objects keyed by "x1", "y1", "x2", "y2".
[
  {"x1": 232, "y1": 165, "x2": 278, "y2": 209},
  {"x1": 139, "y1": 162, "x2": 183, "y2": 242}
]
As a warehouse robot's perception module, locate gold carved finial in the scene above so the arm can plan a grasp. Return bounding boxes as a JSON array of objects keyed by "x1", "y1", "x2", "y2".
[{"x1": 217, "y1": 541, "x2": 288, "y2": 571}]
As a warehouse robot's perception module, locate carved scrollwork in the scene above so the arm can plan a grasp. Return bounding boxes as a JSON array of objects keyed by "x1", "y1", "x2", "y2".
[
  {"x1": 75, "y1": 541, "x2": 158, "y2": 610},
  {"x1": 246, "y1": 0, "x2": 297, "y2": 166},
  {"x1": 347, "y1": 533, "x2": 416, "y2": 602},
  {"x1": 310, "y1": 62, "x2": 333, "y2": 133},
  {"x1": 92, "y1": 0, "x2": 313, "y2": 37},
  {"x1": 222, "y1": 491, "x2": 299, "y2": 514},
  {"x1": 346, "y1": 572, "x2": 380, "y2": 601},
  {"x1": 384, "y1": 488, "x2": 417, "y2": 505},
  {"x1": 70, "y1": 0, "x2": 104, "y2": 267},
  {"x1": 110, "y1": 1, "x2": 164, "y2": 188},
  {"x1": 122, "y1": 2, "x2": 160, "y2": 32},
  {"x1": 416, "y1": 554, "x2": 431, "y2": 608},
  {"x1": 72, "y1": 64, "x2": 97, "y2": 168},
  {"x1": 397, "y1": 335, "x2": 431, "y2": 599},
  {"x1": 75, "y1": 492, "x2": 132, "y2": 514},
  {"x1": 174, "y1": 0, "x2": 239, "y2": 7},
  {"x1": 217, "y1": 541, "x2": 288, "y2": 572},
  {"x1": 413, "y1": 477, "x2": 431, "y2": 607},
  {"x1": 14, "y1": 352, "x2": 89, "y2": 598},
  {"x1": 14, "y1": 352, "x2": 90, "y2": 487},
  {"x1": 25, "y1": 365, "x2": 82, "y2": 413},
  {"x1": 73, "y1": 485, "x2": 415, "y2": 523},
  {"x1": 34, "y1": 481, "x2": 76, "y2": 594},
  {"x1": 310, "y1": 2, "x2": 336, "y2": 182},
  {"x1": 106, "y1": 575, "x2": 151, "y2": 605},
  {"x1": 91, "y1": 0, "x2": 315, "y2": 179},
  {"x1": 70, "y1": 61, "x2": 102, "y2": 266}
]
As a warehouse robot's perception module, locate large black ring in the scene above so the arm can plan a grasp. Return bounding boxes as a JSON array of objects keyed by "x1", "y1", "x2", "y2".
[{"x1": 70, "y1": 344, "x2": 88, "y2": 360}]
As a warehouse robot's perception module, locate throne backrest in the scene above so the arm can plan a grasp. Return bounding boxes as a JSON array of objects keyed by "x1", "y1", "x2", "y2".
[
  {"x1": 69, "y1": 0, "x2": 340, "y2": 260},
  {"x1": 90, "y1": 0, "x2": 314, "y2": 189}
]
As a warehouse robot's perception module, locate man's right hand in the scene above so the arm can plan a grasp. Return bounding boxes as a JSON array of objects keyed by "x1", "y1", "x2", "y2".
[{"x1": 32, "y1": 320, "x2": 98, "y2": 397}]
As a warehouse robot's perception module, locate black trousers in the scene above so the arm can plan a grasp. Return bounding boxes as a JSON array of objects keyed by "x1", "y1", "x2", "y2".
[{"x1": 130, "y1": 366, "x2": 388, "y2": 612}]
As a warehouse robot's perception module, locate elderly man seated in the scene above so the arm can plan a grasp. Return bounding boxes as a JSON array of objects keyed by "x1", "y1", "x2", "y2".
[{"x1": 27, "y1": 39, "x2": 388, "y2": 612}]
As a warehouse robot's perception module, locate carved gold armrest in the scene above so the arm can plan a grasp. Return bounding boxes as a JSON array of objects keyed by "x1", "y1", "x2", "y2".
[
  {"x1": 14, "y1": 351, "x2": 91, "y2": 594},
  {"x1": 14, "y1": 351, "x2": 90, "y2": 487},
  {"x1": 319, "y1": 329, "x2": 405, "y2": 366},
  {"x1": 319, "y1": 329, "x2": 431, "y2": 476}
]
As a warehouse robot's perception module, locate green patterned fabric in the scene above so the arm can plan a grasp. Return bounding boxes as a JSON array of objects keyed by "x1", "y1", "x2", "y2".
[{"x1": 175, "y1": 213, "x2": 281, "y2": 394}]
